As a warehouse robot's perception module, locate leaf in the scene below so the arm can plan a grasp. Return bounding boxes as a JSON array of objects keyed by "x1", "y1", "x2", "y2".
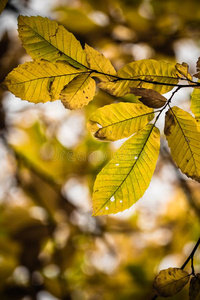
[
  {"x1": 130, "y1": 88, "x2": 167, "y2": 108},
  {"x1": 191, "y1": 87, "x2": 200, "y2": 119},
  {"x1": 87, "y1": 102, "x2": 154, "y2": 141},
  {"x1": 85, "y1": 44, "x2": 116, "y2": 81},
  {"x1": 60, "y1": 74, "x2": 96, "y2": 109},
  {"x1": 194, "y1": 57, "x2": 200, "y2": 78},
  {"x1": 99, "y1": 59, "x2": 178, "y2": 96},
  {"x1": 153, "y1": 268, "x2": 190, "y2": 297},
  {"x1": 164, "y1": 106, "x2": 200, "y2": 182},
  {"x1": 18, "y1": 15, "x2": 88, "y2": 69},
  {"x1": 92, "y1": 124, "x2": 160, "y2": 216},
  {"x1": 4, "y1": 60, "x2": 84, "y2": 103},
  {"x1": 0, "y1": 0, "x2": 7, "y2": 14},
  {"x1": 189, "y1": 274, "x2": 200, "y2": 300},
  {"x1": 175, "y1": 62, "x2": 193, "y2": 81}
]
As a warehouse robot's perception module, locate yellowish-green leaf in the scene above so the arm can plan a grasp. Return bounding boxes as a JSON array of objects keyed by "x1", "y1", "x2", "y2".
[
  {"x1": 130, "y1": 87, "x2": 167, "y2": 108},
  {"x1": 191, "y1": 87, "x2": 200, "y2": 119},
  {"x1": 189, "y1": 274, "x2": 200, "y2": 300},
  {"x1": 87, "y1": 102, "x2": 154, "y2": 141},
  {"x1": 18, "y1": 15, "x2": 88, "y2": 69},
  {"x1": 85, "y1": 44, "x2": 116, "y2": 81},
  {"x1": 164, "y1": 106, "x2": 200, "y2": 182},
  {"x1": 175, "y1": 62, "x2": 193, "y2": 81},
  {"x1": 0, "y1": 0, "x2": 7, "y2": 14},
  {"x1": 92, "y1": 124, "x2": 160, "y2": 216},
  {"x1": 153, "y1": 268, "x2": 190, "y2": 297},
  {"x1": 4, "y1": 60, "x2": 84, "y2": 103},
  {"x1": 99, "y1": 59, "x2": 179, "y2": 96},
  {"x1": 60, "y1": 74, "x2": 96, "y2": 109}
]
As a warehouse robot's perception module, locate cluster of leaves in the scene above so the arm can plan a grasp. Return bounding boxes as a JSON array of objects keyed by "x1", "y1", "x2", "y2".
[
  {"x1": 3, "y1": 16, "x2": 200, "y2": 218},
  {"x1": 153, "y1": 267, "x2": 200, "y2": 300}
]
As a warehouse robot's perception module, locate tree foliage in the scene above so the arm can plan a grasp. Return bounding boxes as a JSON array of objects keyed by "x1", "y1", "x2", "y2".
[
  {"x1": 3, "y1": 15, "x2": 200, "y2": 218},
  {"x1": 1, "y1": 2, "x2": 200, "y2": 300}
]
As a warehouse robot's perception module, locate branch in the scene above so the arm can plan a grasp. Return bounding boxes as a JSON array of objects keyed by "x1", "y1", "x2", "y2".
[
  {"x1": 181, "y1": 237, "x2": 200, "y2": 270},
  {"x1": 90, "y1": 69, "x2": 200, "y2": 88}
]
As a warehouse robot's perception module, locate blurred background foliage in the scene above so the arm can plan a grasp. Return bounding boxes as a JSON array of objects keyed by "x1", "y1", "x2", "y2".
[{"x1": 0, "y1": 0, "x2": 200, "y2": 299}]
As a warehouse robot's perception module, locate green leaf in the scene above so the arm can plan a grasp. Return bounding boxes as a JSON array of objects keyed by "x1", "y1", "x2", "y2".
[
  {"x1": 175, "y1": 62, "x2": 193, "y2": 81},
  {"x1": 130, "y1": 88, "x2": 167, "y2": 108},
  {"x1": 191, "y1": 87, "x2": 200, "y2": 119},
  {"x1": 99, "y1": 59, "x2": 178, "y2": 96},
  {"x1": 18, "y1": 15, "x2": 88, "y2": 69},
  {"x1": 4, "y1": 60, "x2": 84, "y2": 103},
  {"x1": 60, "y1": 74, "x2": 96, "y2": 109},
  {"x1": 164, "y1": 106, "x2": 200, "y2": 182},
  {"x1": 153, "y1": 268, "x2": 190, "y2": 297},
  {"x1": 92, "y1": 124, "x2": 160, "y2": 216},
  {"x1": 85, "y1": 44, "x2": 116, "y2": 81},
  {"x1": 87, "y1": 102, "x2": 154, "y2": 141},
  {"x1": 189, "y1": 274, "x2": 200, "y2": 300},
  {"x1": 0, "y1": 0, "x2": 7, "y2": 14}
]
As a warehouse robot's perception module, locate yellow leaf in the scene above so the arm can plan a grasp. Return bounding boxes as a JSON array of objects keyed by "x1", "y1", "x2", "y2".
[
  {"x1": 175, "y1": 62, "x2": 193, "y2": 81},
  {"x1": 92, "y1": 124, "x2": 160, "y2": 216},
  {"x1": 189, "y1": 274, "x2": 200, "y2": 300},
  {"x1": 4, "y1": 60, "x2": 84, "y2": 103},
  {"x1": 18, "y1": 16, "x2": 88, "y2": 69},
  {"x1": 130, "y1": 88, "x2": 167, "y2": 108},
  {"x1": 60, "y1": 74, "x2": 96, "y2": 109},
  {"x1": 0, "y1": 0, "x2": 7, "y2": 14},
  {"x1": 99, "y1": 59, "x2": 178, "y2": 96},
  {"x1": 191, "y1": 87, "x2": 200, "y2": 119},
  {"x1": 87, "y1": 102, "x2": 154, "y2": 141},
  {"x1": 85, "y1": 44, "x2": 116, "y2": 81},
  {"x1": 153, "y1": 268, "x2": 190, "y2": 297},
  {"x1": 165, "y1": 106, "x2": 200, "y2": 182}
]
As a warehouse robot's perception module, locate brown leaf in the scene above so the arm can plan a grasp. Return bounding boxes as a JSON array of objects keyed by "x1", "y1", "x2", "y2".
[
  {"x1": 130, "y1": 88, "x2": 167, "y2": 108},
  {"x1": 153, "y1": 267, "x2": 190, "y2": 297},
  {"x1": 194, "y1": 57, "x2": 200, "y2": 78},
  {"x1": 189, "y1": 274, "x2": 200, "y2": 300}
]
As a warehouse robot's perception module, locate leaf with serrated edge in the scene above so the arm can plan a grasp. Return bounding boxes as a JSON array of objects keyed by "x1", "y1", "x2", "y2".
[
  {"x1": 175, "y1": 62, "x2": 193, "y2": 81},
  {"x1": 165, "y1": 106, "x2": 200, "y2": 182},
  {"x1": 87, "y1": 102, "x2": 154, "y2": 141},
  {"x1": 4, "y1": 60, "x2": 84, "y2": 103},
  {"x1": 153, "y1": 268, "x2": 189, "y2": 297},
  {"x1": 99, "y1": 59, "x2": 179, "y2": 96},
  {"x1": 189, "y1": 274, "x2": 200, "y2": 300},
  {"x1": 191, "y1": 87, "x2": 200, "y2": 119},
  {"x1": 92, "y1": 124, "x2": 160, "y2": 216},
  {"x1": 130, "y1": 88, "x2": 167, "y2": 108},
  {"x1": 194, "y1": 57, "x2": 200, "y2": 78},
  {"x1": 18, "y1": 15, "x2": 88, "y2": 69},
  {"x1": 85, "y1": 44, "x2": 116, "y2": 81},
  {"x1": 60, "y1": 74, "x2": 96, "y2": 109},
  {"x1": 0, "y1": 0, "x2": 8, "y2": 14}
]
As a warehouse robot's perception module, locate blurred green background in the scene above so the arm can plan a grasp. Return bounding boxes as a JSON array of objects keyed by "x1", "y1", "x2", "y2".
[{"x1": 0, "y1": 0, "x2": 200, "y2": 299}]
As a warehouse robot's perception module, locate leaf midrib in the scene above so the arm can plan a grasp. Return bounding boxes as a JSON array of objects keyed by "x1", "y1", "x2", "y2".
[
  {"x1": 95, "y1": 111, "x2": 154, "y2": 131},
  {"x1": 171, "y1": 108, "x2": 198, "y2": 173},
  {"x1": 94, "y1": 125, "x2": 155, "y2": 214},
  {"x1": 19, "y1": 18, "x2": 88, "y2": 70},
  {"x1": 9, "y1": 72, "x2": 88, "y2": 85}
]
